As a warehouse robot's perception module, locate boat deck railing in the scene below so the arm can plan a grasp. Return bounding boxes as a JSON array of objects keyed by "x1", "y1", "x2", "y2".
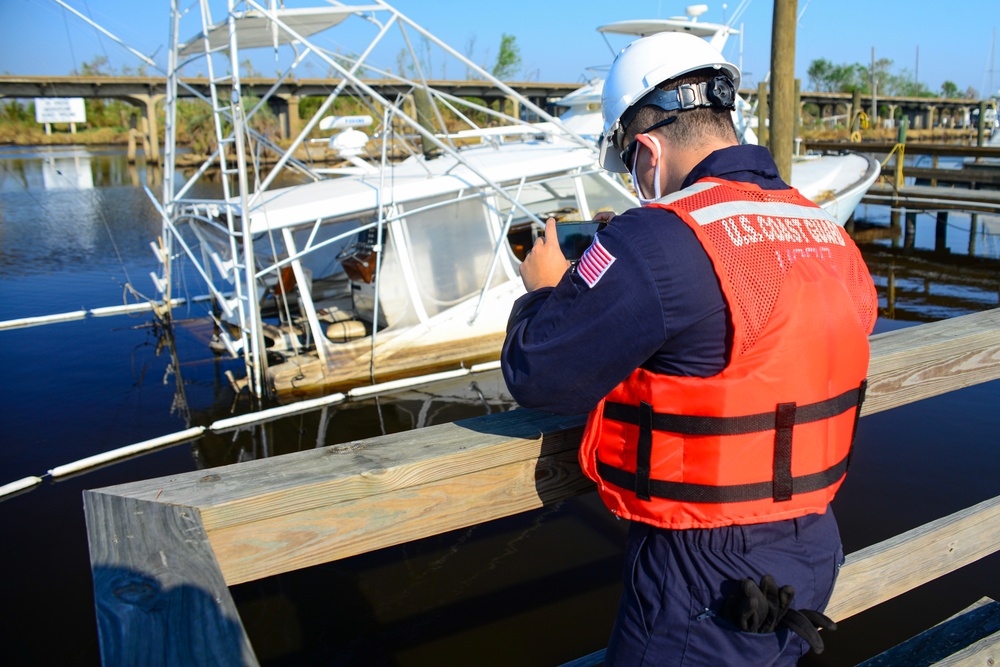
[{"x1": 83, "y1": 308, "x2": 1000, "y2": 665}]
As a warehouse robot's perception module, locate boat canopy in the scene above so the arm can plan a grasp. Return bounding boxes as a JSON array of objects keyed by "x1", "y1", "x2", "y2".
[{"x1": 243, "y1": 141, "x2": 598, "y2": 233}]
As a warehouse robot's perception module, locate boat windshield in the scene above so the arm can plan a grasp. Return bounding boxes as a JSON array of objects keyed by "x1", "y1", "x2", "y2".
[{"x1": 398, "y1": 193, "x2": 507, "y2": 318}]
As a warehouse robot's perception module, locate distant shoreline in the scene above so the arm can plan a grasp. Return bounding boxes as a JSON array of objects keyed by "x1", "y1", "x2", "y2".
[{"x1": 0, "y1": 126, "x2": 982, "y2": 149}]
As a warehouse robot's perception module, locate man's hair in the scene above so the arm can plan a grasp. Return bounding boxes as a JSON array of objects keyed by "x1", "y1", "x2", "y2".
[{"x1": 623, "y1": 67, "x2": 739, "y2": 150}]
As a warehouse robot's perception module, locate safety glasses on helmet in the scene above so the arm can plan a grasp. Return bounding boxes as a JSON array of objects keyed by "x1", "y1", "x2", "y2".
[{"x1": 618, "y1": 116, "x2": 677, "y2": 168}]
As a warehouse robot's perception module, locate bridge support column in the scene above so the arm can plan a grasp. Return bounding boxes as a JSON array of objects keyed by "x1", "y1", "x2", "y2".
[
  {"x1": 506, "y1": 95, "x2": 521, "y2": 121},
  {"x1": 273, "y1": 94, "x2": 302, "y2": 140},
  {"x1": 126, "y1": 94, "x2": 163, "y2": 163}
]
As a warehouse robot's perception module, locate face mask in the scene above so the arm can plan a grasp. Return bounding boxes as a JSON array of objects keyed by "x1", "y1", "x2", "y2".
[{"x1": 629, "y1": 134, "x2": 662, "y2": 206}]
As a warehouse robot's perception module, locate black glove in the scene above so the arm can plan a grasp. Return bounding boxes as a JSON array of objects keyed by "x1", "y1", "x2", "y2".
[
  {"x1": 722, "y1": 574, "x2": 837, "y2": 654},
  {"x1": 781, "y1": 607, "x2": 838, "y2": 654}
]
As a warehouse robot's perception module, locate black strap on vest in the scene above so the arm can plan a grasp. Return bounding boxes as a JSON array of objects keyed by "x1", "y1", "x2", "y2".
[{"x1": 601, "y1": 381, "x2": 868, "y2": 504}]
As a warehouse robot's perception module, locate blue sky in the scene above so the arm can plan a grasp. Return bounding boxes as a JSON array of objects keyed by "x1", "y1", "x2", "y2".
[{"x1": 2, "y1": 0, "x2": 998, "y2": 97}]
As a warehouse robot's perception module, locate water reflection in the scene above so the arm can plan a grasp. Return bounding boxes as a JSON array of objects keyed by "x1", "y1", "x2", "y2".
[
  {"x1": 0, "y1": 146, "x2": 163, "y2": 192},
  {"x1": 189, "y1": 369, "x2": 518, "y2": 469},
  {"x1": 851, "y1": 204, "x2": 1000, "y2": 321}
]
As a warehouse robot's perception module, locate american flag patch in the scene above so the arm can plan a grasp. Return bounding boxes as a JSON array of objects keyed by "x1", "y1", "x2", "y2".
[{"x1": 576, "y1": 238, "x2": 616, "y2": 288}]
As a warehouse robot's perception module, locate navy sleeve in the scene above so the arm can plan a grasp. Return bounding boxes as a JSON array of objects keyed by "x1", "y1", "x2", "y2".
[
  {"x1": 502, "y1": 220, "x2": 666, "y2": 414},
  {"x1": 501, "y1": 207, "x2": 730, "y2": 415}
]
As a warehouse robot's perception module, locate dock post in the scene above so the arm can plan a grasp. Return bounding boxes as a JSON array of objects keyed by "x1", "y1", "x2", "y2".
[
  {"x1": 936, "y1": 211, "x2": 949, "y2": 254},
  {"x1": 894, "y1": 118, "x2": 908, "y2": 191},
  {"x1": 84, "y1": 491, "x2": 258, "y2": 665},
  {"x1": 970, "y1": 214, "x2": 979, "y2": 255},
  {"x1": 904, "y1": 211, "x2": 916, "y2": 251},
  {"x1": 851, "y1": 88, "x2": 862, "y2": 134},
  {"x1": 978, "y1": 100, "x2": 988, "y2": 148},
  {"x1": 886, "y1": 265, "x2": 895, "y2": 319},
  {"x1": 769, "y1": 0, "x2": 798, "y2": 183}
]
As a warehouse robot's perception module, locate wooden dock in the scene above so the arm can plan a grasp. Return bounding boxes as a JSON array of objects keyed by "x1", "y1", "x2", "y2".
[
  {"x1": 83, "y1": 309, "x2": 1000, "y2": 665},
  {"x1": 803, "y1": 139, "x2": 1000, "y2": 214},
  {"x1": 863, "y1": 183, "x2": 1000, "y2": 214}
]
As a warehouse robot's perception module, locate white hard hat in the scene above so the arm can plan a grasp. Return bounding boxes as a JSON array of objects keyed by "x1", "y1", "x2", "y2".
[{"x1": 599, "y1": 31, "x2": 740, "y2": 172}]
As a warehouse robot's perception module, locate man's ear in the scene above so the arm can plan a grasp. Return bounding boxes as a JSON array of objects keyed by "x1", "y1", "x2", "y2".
[{"x1": 636, "y1": 132, "x2": 662, "y2": 167}]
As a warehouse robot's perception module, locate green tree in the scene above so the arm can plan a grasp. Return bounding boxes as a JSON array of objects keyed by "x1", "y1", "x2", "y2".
[
  {"x1": 884, "y1": 69, "x2": 935, "y2": 97},
  {"x1": 806, "y1": 58, "x2": 867, "y2": 93},
  {"x1": 491, "y1": 33, "x2": 521, "y2": 80},
  {"x1": 807, "y1": 57, "x2": 944, "y2": 98},
  {"x1": 867, "y1": 58, "x2": 894, "y2": 96},
  {"x1": 464, "y1": 34, "x2": 479, "y2": 79},
  {"x1": 806, "y1": 58, "x2": 834, "y2": 91},
  {"x1": 941, "y1": 80, "x2": 959, "y2": 98},
  {"x1": 75, "y1": 55, "x2": 110, "y2": 76},
  {"x1": 240, "y1": 58, "x2": 261, "y2": 78}
]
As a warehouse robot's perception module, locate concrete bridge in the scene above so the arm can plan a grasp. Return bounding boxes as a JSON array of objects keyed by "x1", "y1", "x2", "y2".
[
  {"x1": 0, "y1": 75, "x2": 584, "y2": 161},
  {"x1": 752, "y1": 89, "x2": 985, "y2": 130},
  {"x1": 1, "y1": 75, "x2": 984, "y2": 161}
]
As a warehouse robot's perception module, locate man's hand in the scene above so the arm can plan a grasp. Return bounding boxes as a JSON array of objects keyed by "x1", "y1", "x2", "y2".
[{"x1": 519, "y1": 217, "x2": 570, "y2": 291}]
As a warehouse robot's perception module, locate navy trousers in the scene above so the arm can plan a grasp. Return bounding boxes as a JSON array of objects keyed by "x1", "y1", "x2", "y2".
[{"x1": 604, "y1": 508, "x2": 843, "y2": 666}]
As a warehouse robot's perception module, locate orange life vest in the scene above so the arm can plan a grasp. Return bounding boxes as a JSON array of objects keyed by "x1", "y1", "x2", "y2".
[{"x1": 578, "y1": 178, "x2": 878, "y2": 530}]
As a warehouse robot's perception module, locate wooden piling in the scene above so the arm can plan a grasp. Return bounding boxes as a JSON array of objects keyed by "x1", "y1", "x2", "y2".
[
  {"x1": 852, "y1": 88, "x2": 862, "y2": 134},
  {"x1": 935, "y1": 211, "x2": 949, "y2": 253},
  {"x1": 904, "y1": 211, "x2": 917, "y2": 250},
  {"x1": 893, "y1": 119, "x2": 908, "y2": 192},
  {"x1": 970, "y1": 213, "x2": 980, "y2": 255},
  {"x1": 769, "y1": 0, "x2": 797, "y2": 182},
  {"x1": 978, "y1": 100, "x2": 989, "y2": 148}
]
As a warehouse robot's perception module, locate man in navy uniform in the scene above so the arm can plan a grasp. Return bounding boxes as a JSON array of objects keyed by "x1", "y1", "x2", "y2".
[{"x1": 502, "y1": 32, "x2": 877, "y2": 666}]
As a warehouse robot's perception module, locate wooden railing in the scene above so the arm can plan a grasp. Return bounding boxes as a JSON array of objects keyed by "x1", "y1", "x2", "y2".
[{"x1": 83, "y1": 308, "x2": 1000, "y2": 665}]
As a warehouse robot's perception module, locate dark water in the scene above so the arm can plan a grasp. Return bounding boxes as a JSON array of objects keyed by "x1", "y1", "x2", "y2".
[{"x1": 1, "y1": 147, "x2": 998, "y2": 666}]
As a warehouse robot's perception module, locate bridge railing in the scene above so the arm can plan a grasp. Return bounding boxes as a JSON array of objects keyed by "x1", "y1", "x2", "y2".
[{"x1": 83, "y1": 308, "x2": 1000, "y2": 665}]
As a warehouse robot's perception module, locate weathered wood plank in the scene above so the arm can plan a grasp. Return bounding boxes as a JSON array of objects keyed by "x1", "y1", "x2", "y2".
[
  {"x1": 102, "y1": 409, "x2": 584, "y2": 524},
  {"x1": 931, "y1": 631, "x2": 1000, "y2": 667},
  {"x1": 864, "y1": 309, "x2": 1000, "y2": 416},
  {"x1": 209, "y1": 448, "x2": 589, "y2": 585},
  {"x1": 84, "y1": 491, "x2": 258, "y2": 666},
  {"x1": 826, "y1": 495, "x2": 1000, "y2": 622},
  {"x1": 855, "y1": 597, "x2": 1000, "y2": 667}
]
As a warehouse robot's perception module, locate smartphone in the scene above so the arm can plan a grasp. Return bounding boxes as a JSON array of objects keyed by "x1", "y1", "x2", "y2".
[{"x1": 555, "y1": 220, "x2": 603, "y2": 261}]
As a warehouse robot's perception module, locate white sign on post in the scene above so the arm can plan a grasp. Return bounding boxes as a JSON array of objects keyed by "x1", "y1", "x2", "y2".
[{"x1": 34, "y1": 98, "x2": 87, "y2": 124}]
